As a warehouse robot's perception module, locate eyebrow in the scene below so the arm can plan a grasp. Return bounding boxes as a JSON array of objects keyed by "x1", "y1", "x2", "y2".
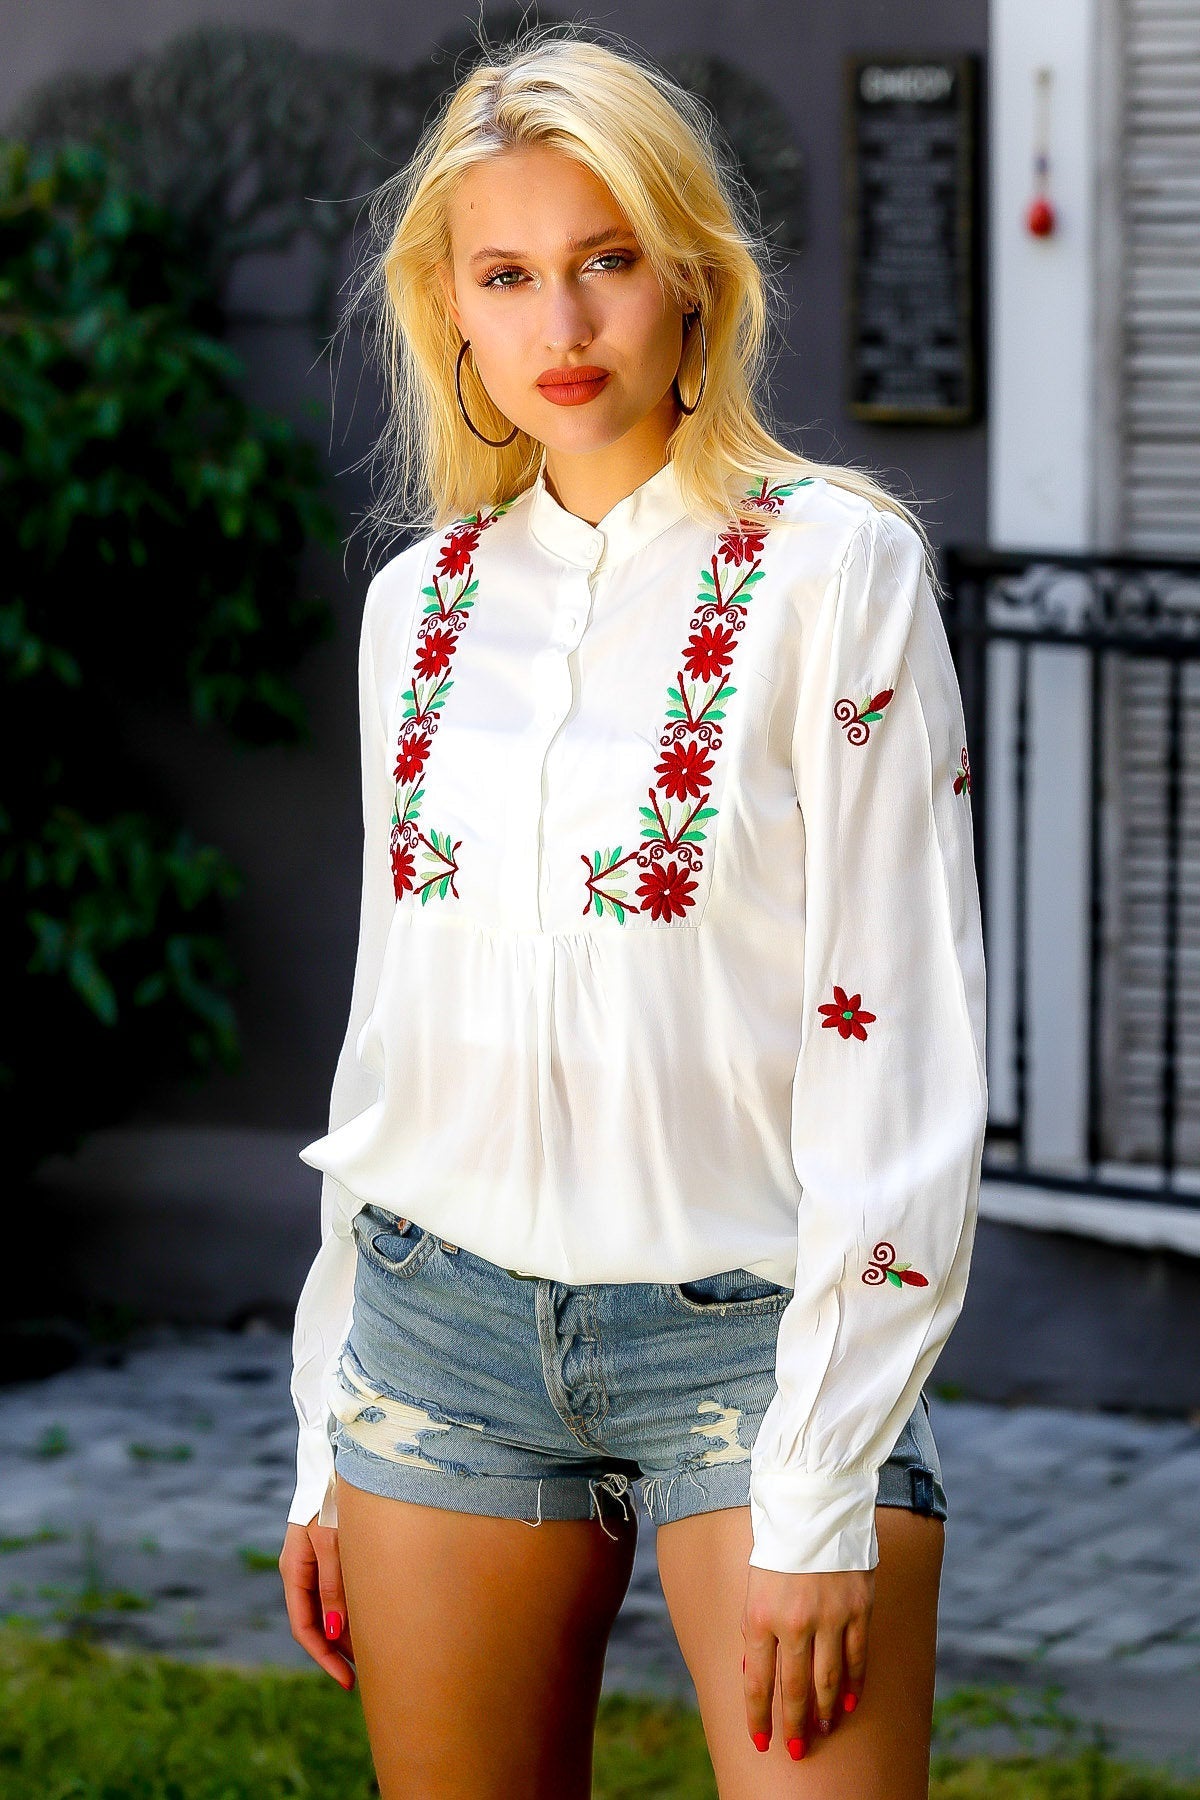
[{"x1": 467, "y1": 227, "x2": 636, "y2": 267}]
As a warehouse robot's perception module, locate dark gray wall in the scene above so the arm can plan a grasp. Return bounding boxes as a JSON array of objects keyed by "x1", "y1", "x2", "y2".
[{"x1": 5, "y1": 0, "x2": 989, "y2": 1145}]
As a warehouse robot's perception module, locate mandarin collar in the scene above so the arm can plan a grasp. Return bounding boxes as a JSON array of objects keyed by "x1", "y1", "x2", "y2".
[{"x1": 525, "y1": 450, "x2": 690, "y2": 571}]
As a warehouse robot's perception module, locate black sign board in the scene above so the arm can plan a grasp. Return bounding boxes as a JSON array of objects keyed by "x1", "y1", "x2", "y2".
[{"x1": 844, "y1": 54, "x2": 981, "y2": 424}]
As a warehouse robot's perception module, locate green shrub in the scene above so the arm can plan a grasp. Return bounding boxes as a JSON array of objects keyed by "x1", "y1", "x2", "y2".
[
  {"x1": 0, "y1": 139, "x2": 340, "y2": 1182},
  {"x1": 0, "y1": 1629, "x2": 1198, "y2": 1799}
]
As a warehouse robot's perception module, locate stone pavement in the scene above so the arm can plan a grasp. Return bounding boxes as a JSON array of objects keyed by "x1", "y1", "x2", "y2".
[{"x1": 1, "y1": 1325, "x2": 1198, "y2": 1776}]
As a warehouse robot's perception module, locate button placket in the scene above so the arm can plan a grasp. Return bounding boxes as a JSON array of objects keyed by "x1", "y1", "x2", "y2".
[{"x1": 538, "y1": 558, "x2": 600, "y2": 921}]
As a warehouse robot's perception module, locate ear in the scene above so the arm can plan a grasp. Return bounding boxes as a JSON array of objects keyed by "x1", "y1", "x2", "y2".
[{"x1": 436, "y1": 259, "x2": 463, "y2": 338}]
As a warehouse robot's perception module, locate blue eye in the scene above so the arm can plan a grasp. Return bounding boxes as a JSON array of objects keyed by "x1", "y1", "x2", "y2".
[{"x1": 479, "y1": 252, "x2": 636, "y2": 289}]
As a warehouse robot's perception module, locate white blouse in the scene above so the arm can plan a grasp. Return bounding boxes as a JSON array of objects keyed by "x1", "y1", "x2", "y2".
[{"x1": 288, "y1": 451, "x2": 988, "y2": 1574}]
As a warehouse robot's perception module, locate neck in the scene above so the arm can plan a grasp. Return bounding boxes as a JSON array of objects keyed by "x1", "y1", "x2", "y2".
[{"x1": 541, "y1": 394, "x2": 679, "y2": 525}]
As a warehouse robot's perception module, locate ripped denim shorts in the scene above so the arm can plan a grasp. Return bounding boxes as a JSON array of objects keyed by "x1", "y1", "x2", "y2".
[{"x1": 328, "y1": 1203, "x2": 949, "y2": 1537}]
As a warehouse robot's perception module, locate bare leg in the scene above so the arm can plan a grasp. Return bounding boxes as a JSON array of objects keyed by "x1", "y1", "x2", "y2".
[
  {"x1": 656, "y1": 1503, "x2": 944, "y2": 1798},
  {"x1": 335, "y1": 1474, "x2": 638, "y2": 1800}
]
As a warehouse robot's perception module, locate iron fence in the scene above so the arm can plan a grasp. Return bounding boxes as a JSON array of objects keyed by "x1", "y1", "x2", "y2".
[{"x1": 941, "y1": 545, "x2": 1200, "y2": 1208}]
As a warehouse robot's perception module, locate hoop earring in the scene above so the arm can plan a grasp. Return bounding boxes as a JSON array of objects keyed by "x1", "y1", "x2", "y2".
[
  {"x1": 673, "y1": 308, "x2": 707, "y2": 415},
  {"x1": 455, "y1": 339, "x2": 520, "y2": 447}
]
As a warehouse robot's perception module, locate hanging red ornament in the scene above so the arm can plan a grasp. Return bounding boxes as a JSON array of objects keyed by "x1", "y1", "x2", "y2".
[
  {"x1": 1025, "y1": 68, "x2": 1057, "y2": 238},
  {"x1": 1026, "y1": 195, "x2": 1056, "y2": 237}
]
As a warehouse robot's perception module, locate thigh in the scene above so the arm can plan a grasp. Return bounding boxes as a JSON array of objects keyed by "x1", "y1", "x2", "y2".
[
  {"x1": 655, "y1": 1502, "x2": 944, "y2": 1799},
  {"x1": 336, "y1": 1475, "x2": 638, "y2": 1800}
]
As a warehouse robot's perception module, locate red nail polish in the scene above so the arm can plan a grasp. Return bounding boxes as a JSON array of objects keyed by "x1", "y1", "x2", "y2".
[
  {"x1": 752, "y1": 1730, "x2": 770, "y2": 1752},
  {"x1": 324, "y1": 1610, "x2": 342, "y2": 1640},
  {"x1": 787, "y1": 1737, "x2": 807, "y2": 1760},
  {"x1": 843, "y1": 1692, "x2": 858, "y2": 1713}
]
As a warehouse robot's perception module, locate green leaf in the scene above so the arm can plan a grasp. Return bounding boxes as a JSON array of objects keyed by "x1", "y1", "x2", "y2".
[
  {"x1": 592, "y1": 893, "x2": 602, "y2": 918},
  {"x1": 886, "y1": 1269, "x2": 902, "y2": 1286},
  {"x1": 861, "y1": 711, "x2": 883, "y2": 723},
  {"x1": 613, "y1": 901, "x2": 625, "y2": 923},
  {"x1": 680, "y1": 829, "x2": 707, "y2": 843}
]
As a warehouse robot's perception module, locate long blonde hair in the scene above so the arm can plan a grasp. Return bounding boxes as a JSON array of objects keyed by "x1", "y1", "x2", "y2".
[{"x1": 340, "y1": 19, "x2": 940, "y2": 585}]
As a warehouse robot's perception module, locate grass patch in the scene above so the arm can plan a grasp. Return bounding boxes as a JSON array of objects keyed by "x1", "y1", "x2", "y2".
[
  {"x1": 0, "y1": 1529, "x2": 66, "y2": 1554},
  {"x1": 236, "y1": 1547, "x2": 281, "y2": 1573},
  {"x1": 32, "y1": 1425, "x2": 71, "y2": 1459},
  {"x1": 0, "y1": 1628, "x2": 1196, "y2": 1798}
]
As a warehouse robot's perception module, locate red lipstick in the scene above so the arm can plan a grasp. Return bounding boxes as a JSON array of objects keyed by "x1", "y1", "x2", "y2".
[{"x1": 536, "y1": 365, "x2": 611, "y2": 406}]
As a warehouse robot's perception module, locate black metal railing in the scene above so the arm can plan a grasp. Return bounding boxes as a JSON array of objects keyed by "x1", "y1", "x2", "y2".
[{"x1": 941, "y1": 545, "x2": 1200, "y2": 1208}]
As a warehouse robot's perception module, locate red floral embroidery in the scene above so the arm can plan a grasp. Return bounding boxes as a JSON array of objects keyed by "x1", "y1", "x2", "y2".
[
  {"x1": 413, "y1": 625, "x2": 456, "y2": 681},
  {"x1": 835, "y1": 688, "x2": 894, "y2": 744},
  {"x1": 953, "y1": 745, "x2": 972, "y2": 795},
  {"x1": 637, "y1": 857, "x2": 700, "y2": 921},
  {"x1": 389, "y1": 499, "x2": 514, "y2": 904},
  {"x1": 655, "y1": 737, "x2": 714, "y2": 801},
  {"x1": 862, "y1": 1242, "x2": 929, "y2": 1288},
  {"x1": 684, "y1": 621, "x2": 739, "y2": 683},
  {"x1": 583, "y1": 476, "x2": 811, "y2": 923},
  {"x1": 818, "y1": 985, "x2": 876, "y2": 1040}
]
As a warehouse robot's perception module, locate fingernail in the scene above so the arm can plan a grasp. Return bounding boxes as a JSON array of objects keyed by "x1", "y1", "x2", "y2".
[
  {"x1": 843, "y1": 1692, "x2": 858, "y2": 1713},
  {"x1": 752, "y1": 1730, "x2": 770, "y2": 1752},
  {"x1": 787, "y1": 1737, "x2": 807, "y2": 1760},
  {"x1": 324, "y1": 1610, "x2": 342, "y2": 1640},
  {"x1": 818, "y1": 1716, "x2": 832, "y2": 1735}
]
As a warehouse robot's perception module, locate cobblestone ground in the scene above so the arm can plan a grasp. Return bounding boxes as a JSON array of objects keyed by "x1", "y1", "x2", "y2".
[{"x1": 1, "y1": 1326, "x2": 1198, "y2": 1773}]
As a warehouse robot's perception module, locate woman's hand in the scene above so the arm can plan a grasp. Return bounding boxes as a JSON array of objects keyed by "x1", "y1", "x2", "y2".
[
  {"x1": 279, "y1": 1519, "x2": 357, "y2": 1689},
  {"x1": 741, "y1": 1565, "x2": 873, "y2": 1759}
]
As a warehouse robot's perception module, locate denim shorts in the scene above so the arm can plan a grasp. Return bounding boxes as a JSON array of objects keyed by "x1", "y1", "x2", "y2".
[{"x1": 328, "y1": 1203, "x2": 949, "y2": 1535}]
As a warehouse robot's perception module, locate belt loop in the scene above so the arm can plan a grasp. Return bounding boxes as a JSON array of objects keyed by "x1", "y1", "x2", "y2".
[{"x1": 910, "y1": 1467, "x2": 936, "y2": 1514}]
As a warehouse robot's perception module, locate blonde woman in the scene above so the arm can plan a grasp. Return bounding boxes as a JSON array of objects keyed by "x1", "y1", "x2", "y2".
[{"x1": 279, "y1": 24, "x2": 986, "y2": 1800}]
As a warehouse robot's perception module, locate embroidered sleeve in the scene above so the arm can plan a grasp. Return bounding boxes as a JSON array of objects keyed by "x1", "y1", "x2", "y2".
[
  {"x1": 288, "y1": 571, "x2": 397, "y2": 1530},
  {"x1": 748, "y1": 507, "x2": 988, "y2": 1574}
]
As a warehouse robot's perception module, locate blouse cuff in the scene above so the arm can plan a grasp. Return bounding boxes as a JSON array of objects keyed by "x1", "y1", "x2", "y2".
[
  {"x1": 288, "y1": 1424, "x2": 339, "y2": 1530},
  {"x1": 748, "y1": 1467, "x2": 881, "y2": 1573}
]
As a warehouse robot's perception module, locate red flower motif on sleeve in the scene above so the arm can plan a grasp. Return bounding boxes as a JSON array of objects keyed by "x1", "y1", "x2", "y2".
[
  {"x1": 817, "y1": 985, "x2": 876, "y2": 1040},
  {"x1": 953, "y1": 745, "x2": 972, "y2": 795},
  {"x1": 834, "y1": 688, "x2": 894, "y2": 745},
  {"x1": 862, "y1": 1242, "x2": 929, "y2": 1288}
]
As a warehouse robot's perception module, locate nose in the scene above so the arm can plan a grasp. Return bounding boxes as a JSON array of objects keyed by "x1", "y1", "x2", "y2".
[{"x1": 542, "y1": 279, "x2": 594, "y2": 352}]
